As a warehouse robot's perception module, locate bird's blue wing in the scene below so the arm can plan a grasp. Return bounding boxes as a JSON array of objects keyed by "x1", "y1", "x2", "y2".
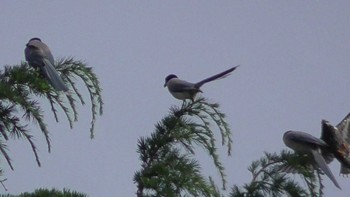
[
  {"x1": 168, "y1": 78, "x2": 197, "y2": 93},
  {"x1": 288, "y1": 131, "x2": 328, "y2": 147}
]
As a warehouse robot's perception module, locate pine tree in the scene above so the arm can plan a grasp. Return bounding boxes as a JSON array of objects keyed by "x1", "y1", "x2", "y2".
[
  {"x1": 134, "y1": 97, "x2": 232, "y2": 197},
  {"x1": 0, "y1": 188, "x2": 87, "y2": 197},
  {"x1": 134, "y1": 97, "x2": 329, "y2": 197},
  {"x1": 0, "y1": 58, "x2": 103, "y2": 189},
  {"x1": 230, "y1": 150, "x2": 326, "y2": 197}
]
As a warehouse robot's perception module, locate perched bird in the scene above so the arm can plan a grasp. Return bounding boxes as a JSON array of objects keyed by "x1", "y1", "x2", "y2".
[
  {"x1": 321, "y1": 113, "x2": 350, "y2": 175},
  {"x1": 164, "y1": 66, "x2": 239, "y2": 101},
  {"x1": 25, "y1": 37, "x2": 68, "y2": 92},
  {"x1": 283, "y1": 130, "x2": 341, "y2": 189}
]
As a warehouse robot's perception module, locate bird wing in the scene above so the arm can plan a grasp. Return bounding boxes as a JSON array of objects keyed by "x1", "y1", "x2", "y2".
[
  {"x1": 335, "y1": 113, "x2": 350, "y2": 175},
  {"x1": 337, "y1": 112, "x2": 350, "y2": 143},
  {"x1": 195, "y1": 65, "x2": 239, "y2": 88},
  {"x1": 311, "y1": 149, "x2": 341, "y2": 189},
  {"x1": 167, "y1": 78, "x2": 197, "y2": 93},
  {"x1": 288, "y1": 131, "x2": 328, "y2": 147}
]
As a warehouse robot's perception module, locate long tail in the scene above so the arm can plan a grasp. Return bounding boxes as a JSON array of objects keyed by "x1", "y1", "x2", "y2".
[
  {"x1": 312, "y1": 149, "x2": 341, "y2": 189},
  {"x1": 42, "y1": 59, "x2": 69, "y2": 92},
  {"x1": 194, "y1": 65, "x2": 239, "y2": 88}
]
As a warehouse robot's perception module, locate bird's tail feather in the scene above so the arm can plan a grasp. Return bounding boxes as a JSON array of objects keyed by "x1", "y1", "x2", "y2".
[
  {"x1": 42, "y1": 59, "x2": 69, "y2": 92},
  {"x1": 311, "y1": 149, "x2": 341, "y2": 189},
  {"x1": 195, "y1": 65, "x2": 239, "y2": 88}
]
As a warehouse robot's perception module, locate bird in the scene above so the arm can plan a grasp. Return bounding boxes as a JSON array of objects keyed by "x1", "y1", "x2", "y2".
[
  {"x1": 321, "y1": 113, "x2": 350, "y2": 175},
  {"x1": 164, "y1": 66, "x2": 239, "y2": 101},
  {"x1": 25, "y1": 37, "x2": 68, "y2": 92},
  {"x1": 283, "y1": 130, "x2": 341, "y2": 189}
]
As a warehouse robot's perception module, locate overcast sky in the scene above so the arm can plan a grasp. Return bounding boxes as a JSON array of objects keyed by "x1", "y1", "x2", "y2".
[{"x1": 1, "y1": 1, "x2": 350, "y2": 196}]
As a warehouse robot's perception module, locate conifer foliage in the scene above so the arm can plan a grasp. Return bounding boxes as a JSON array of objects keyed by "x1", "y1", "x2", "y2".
[
  {"x1": 134, "y1": 97, "x2": 232, "y2": 197},
  {"x1": 134, "y1": 97, "x2": 329, "y2": 197},
  {"x1": 0, "y1": 58, "x2": 103, "y2": 172},
  {"x1": 230, "y1": 150, "x2": 326, "y2": 197}
]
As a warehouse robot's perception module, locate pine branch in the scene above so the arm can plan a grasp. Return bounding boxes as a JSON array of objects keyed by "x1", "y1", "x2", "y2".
[
  {"x1": 0, "y1": 178, "x2": 7, "y2": 192},
  {"x1": 45, "y1": 92, "x2": 74, "y2": 128},
  {"x1": 171, "y1": 97, "x2": 232, "y2": 189},
  {"x1": 230, "y1": 150, "x2": 323, "y2": 197},
  {"x1": 0, "y1": 170, "x2": 7, "y2": 191},
  {"x1": 135, "y1": 97, "x2": 232, "y2": 196},
  {"x1": 56, "y1": 57, "x2": 103, "y2": 138},
  {"x1": 177, "y1": 97, "x2": 232, "y2": 155},
  {"x1": 0, "y1": 139, "x2": 13, "y2": 170},
  {"x1": 0, "y1": 57, "x2": 103, "y2": 175},
  {"x1": 0, "y1": 65, "x2": 51, "y2": 153}
]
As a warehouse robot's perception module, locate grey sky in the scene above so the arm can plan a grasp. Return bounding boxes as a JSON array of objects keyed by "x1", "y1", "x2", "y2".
[{"x1": 1, "y1": 1, "x2": 350, "y2": 196}]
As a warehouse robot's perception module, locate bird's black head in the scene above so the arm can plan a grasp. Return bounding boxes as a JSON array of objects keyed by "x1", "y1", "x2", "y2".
[
  {"x1": 28, "y1": 37, "x2": 42, "y2": 42},
  {"x1": 26, "y1": 38, "x2": 42, "y2": 47},
  {"x1": 164, "y1": 74, "x2": 178, "y2": 87}
]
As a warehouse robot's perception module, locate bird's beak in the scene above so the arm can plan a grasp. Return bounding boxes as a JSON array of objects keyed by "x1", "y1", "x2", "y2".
[{"x1": 163, "y1": 83, "x2": 167, "y2": 87}]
